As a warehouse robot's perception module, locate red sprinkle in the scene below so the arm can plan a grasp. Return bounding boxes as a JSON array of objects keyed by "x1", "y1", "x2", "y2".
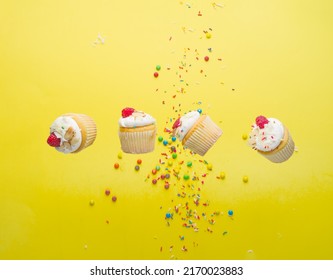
[{"x1": 154, "y1": 72, "x2": 159, "y2": 78}]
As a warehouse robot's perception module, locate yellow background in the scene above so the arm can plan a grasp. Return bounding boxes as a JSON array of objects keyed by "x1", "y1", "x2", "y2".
[{"x1": 1, "y1": 0, "x2": 333, "y2": 260}]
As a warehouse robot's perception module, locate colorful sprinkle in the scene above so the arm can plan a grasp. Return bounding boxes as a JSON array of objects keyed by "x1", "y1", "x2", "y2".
[
  {"x1": 154, "y1": 72, "x2": 159, "y2": 78},
  {"x1": 137, "y1": 159, "x2": 142, "y2": 164},
  {"x1": 187, "y1": 161, "x2": 192, "y2": 167},
  {"x1": 112, "y1": 196, "x2": 117, "y2": 202},
  {"x1": 135, "y1": 165, "x2": 140, "y2": 171},
  {"x1": 156, "y1": 65, "x2": 161, "y2": 71},
  {"x1": 228, "y1": 210, "x2": 233, "y2": 216},
  {"x1": 117, "y1": 152, "x2": 123, "y2": 159},
  {"x1": 197, "y1": 109, "x2": 202, "y2": 114},
  {"x1": 89, "y1": 200, "x2": 95, "y2": 206},
  {"x1": 243, "y1": 176, "x2": 249, "y2": 183},
  {"x1": 152, "y1": 179, "x2": 157, "y2": 184},
  {"x1": 158, "y1": 136, "x2": 163, "y2": 142},
  {"x1": 204, "y1": 56, "x2": 209, "y2": 62},
  {"x1": 171, "y1": 136, "x2": 177, "y2": 142},
  {"x1": 207, "y1": 163, "x2": 213, "y2": 170},
  {"x1": 183, "y1": 174, "x2": 190, "y2": 180},
  {"x1": 114, "y1": 163, "x2": 119, "y2": 169},
  {"x1": 242, "y1": 133, "x2": 248, "y2": 140},
  {"x1": 206, "y1": 33, "x2": 212, "y2": 39},
  {"x1": 163, "y1": 140, "x2": 168, "y2": 146},
  {"x1": 172, "y1": 153, "x2": 177, "y2": 159},
  {"x1": 105, "y1": 189, "x2": 110, "y2": 196},
  {"x1": 219, "y1": 172, "x2": 226, "y2": 179}
]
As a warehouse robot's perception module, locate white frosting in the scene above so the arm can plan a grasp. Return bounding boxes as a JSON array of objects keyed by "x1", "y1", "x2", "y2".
[
  {"x1": 50, "y1": 116, "x2": 82, "y2": 154},
  {"x1": 118, "y1": 111, "x2": 156, "y2": 128},
  {"x1": 249, "y1": 118, "x2": 284, "y2": 152},
  {"x1": 173, "y1": 111, "x2": 201, "y2": 141}
]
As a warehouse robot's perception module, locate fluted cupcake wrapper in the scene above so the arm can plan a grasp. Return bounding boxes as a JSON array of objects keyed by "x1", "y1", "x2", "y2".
[
  {"x1": 119, "y1": 127, "x2": 156, "y2": 154},
  {"x1": 258, "y1": 129, "x2": 295, "y2": 163},
  {"x1": 183, "y1": 116, "x2": 222, "y2": 156},
  {"x1": 64, "y1": 113, "x2": 97, "y2": 153}
]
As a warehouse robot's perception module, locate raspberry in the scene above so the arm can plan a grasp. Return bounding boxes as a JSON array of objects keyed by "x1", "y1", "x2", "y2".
[
  {"x1": 255, "y1": 116, "x2": 269, "y2": 129},
  {"x1": 47, "y1": 133, "x2": 61, "y2": 147},
  {"x1": 121, "y1": 107, "x2": 135, "y2": 118},
  {"x1": 172, "y1": 118, "x2": 181, "y2": 129}
]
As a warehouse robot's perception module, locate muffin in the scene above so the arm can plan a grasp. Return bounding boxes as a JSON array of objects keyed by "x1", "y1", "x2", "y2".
[
  {"x1": 118, "y1": 107, "x2": 157, "y2": 154},
  {"x1": 248, "y1": 115, "x2": 295, "y2": 163},
  {"x1": 46, "y1": 113, "x2": 97, "y2": 153},
  {"x1": 172, "y1": 110, "x2": 222, "y2": 156}
]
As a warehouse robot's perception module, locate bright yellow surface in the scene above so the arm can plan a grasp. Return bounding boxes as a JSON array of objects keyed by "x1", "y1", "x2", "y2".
[{"x1": 1, "y1": 0, "x2": 333, "y2": 260}]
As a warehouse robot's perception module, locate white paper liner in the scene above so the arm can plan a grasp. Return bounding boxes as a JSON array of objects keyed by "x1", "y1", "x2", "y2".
[
  {"x1": 183, "y1": 116, "x2": 222, "y2": 156},
  {"x1": 259, "y1": 130, "x2": 295, "y2": 163},
  {"x1": 119, "y1": 128, "x2": 156, "y2": 154},
  {"x1": 65, "y1": 113, "x2": 97, "y2": 153}
]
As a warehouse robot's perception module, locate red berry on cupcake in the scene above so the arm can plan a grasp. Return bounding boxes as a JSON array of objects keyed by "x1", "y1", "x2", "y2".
[
  {"x1": 47, "y1": 132, "x2": 61, "y2": 147},
  {"x1": 172, "y1": 118, "x2": 181, "y2": 129},
  {"x1": 255, "y1": 116, "x2": 269, "y2": 129},
  {"x1": 122, "y1": 107, "x2": 135, "y2": 118}
]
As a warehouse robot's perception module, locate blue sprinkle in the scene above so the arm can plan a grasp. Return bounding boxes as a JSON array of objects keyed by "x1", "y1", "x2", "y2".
[
  {"x1": 171, "y1": 136, "x2": 176, "y2": 142},
  {"x1": 228, "y1": 210, "x2": 234, "y2": 216},
  {"x1": 197, "y1": 109, "x2": 202, "y2": 114},
  {"x1": 166, "y1": 213, "x2": 172, "y2": 219},
  {"x1": 163, "y1": 140, "x2": 168, "y2": 146}
]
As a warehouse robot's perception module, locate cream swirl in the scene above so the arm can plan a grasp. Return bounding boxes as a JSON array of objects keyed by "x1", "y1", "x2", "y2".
[
  {"x1": 50, "y1": 116, "x2": 82, "y2": 153},
  {"x1": 173, "y1": 111, "x2": 201, "y2": 141},
  {"x1": 248, "y1": 117, "x2": 284, "y2": 152},
  {"x1": 119, "y1": 110, "x2": 156, "y2": 128}
]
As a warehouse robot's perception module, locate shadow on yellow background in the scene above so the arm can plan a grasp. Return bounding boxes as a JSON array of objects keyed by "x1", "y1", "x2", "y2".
[{"x1": 1, "y1": 0, "x2": 333, "y2": 260}]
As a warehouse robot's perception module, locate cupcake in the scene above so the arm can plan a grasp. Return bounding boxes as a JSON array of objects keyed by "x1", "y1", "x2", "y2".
[
  {"x1": 118, "y1": 107, "x2": 157, "y2": 154},
  {"x1": 172, "y1": 110, "x2": 222, "y2": 156},
  {"x1": 248, "y1": 115, "x2": 295, "y2": 163},
  {"x1": 46, "y1": 113, "x2": 97, "y2": 153}
]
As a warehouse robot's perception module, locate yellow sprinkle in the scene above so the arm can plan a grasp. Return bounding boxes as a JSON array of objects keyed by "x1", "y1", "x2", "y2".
[
  {"x1": 242, "y1": 133, "x2": 248, "y2": 140},
  {"x1": 220, "y1": 172, "x2": 226, "y2": 179},
  {"x1": 207, "y1": 163, "x2": 213, "y2": 170},
  {"x1": 243, "y1": 176, "x2": 249, "y2": 183},
  {"x1": 117, "y1": 152, "x2": 123, "y2": 159},
  {"x1": 206, "y1": 33, "x2": 212, "y2": 39}
]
